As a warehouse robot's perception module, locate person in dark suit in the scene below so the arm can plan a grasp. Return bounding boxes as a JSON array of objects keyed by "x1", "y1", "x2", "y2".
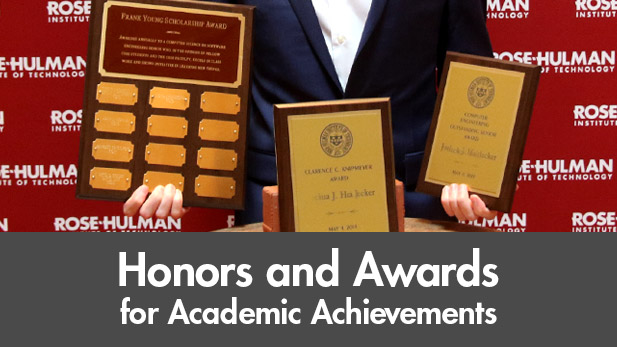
[{"x1": 124, "y1": 0, "x2": 498, "y2": 224}]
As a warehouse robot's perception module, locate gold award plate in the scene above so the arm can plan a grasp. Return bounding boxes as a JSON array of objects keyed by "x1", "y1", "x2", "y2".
[
  {"x1": 96, "y1": 82, "x2": 138, "y2": 105},
  {"x1": 143, "y1": 171, "x2": 185, "y2": 192},
  {"x1": 145, "y1": 143, "x2": 186, "y2": 167},
  {"x1": 94, "y1": 110, "x2": 136, "y2": 134},
  {"x1": 195, "y1": 175, "x2": 236, "y2": 199},
  {"x1": 201, "y1": 92, "x2": 241, "y2": 115},
  {"x1": 89, "y1": 167, "x2": 132, "y2": 191},
  {"x1": 92, "y1": 139, "x2": 134, "y2": 162},
  {"x1": 425, "y1": 62, "x2": 523, "y2": 197},
  {"x1": 197, "y1": 148, "x2": 238, "y2": 171},
  {"x1": 147, "y1": 115, "x2": 188, "y2": 138},
  {"x1": 288, "y1": 111, "x2": 389, "y2": 232},
  {"x1": 149, "y1": 87, "x2": 190, "y2": 110},
  {"x1": 198, "y1": 119, "x2": 239, "y2": 142}
]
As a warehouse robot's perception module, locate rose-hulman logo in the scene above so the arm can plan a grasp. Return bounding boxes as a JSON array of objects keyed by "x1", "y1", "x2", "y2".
[
  {"x1": 320, "y1": 123, "x2": 353, "y2": 158},
  {"x1": 467, "y1": 77, "x2": 495, "y2": 108}
]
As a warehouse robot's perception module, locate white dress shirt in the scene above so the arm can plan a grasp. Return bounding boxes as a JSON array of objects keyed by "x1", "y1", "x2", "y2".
[{"x1": 311, "y1": 0, "x2": 373, "y2": 91}]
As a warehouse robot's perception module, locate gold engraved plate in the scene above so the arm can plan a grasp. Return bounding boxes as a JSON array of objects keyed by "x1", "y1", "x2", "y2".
[
  {"x1": 198, "y1": 119, "x2": 240, "y2": 142},
  {"x1": 89, "y1": 167, "x2": 132, "y2": 191},
  {"x1": 143, "y1": 171, "x2": 185, "y2": 192},
  {"x1": 288, "y1": 110, "x2": 389, "y2": 232},
  {"x1": 149, "y1": 87, "x2": 190, "y2": 110},
  {"x1": 425, "y1": 63, "x2": 524, "y2": 197},
  {"x1": 147, "y1": 115, "x2": 188, "y2": 138},
  {"x1": 92, "y1": 139, "x2": 134, "y2": 162},
  {"x1": 197, "y1": 148, "x2": 238, "y2": 171},
  {"x1": 94, "y1": 110, "x2": 136, "y2": 134},
  {"x1": 200, "y1": 92, "x2": 241, "y2": 115},
  {"x1": 145, "y1": 143, "x2": 186, "y2": 167},
  {"x1": 96, "y1": 82, "x2": 138, "y2": 105},
  {"x1": 195, "y1": 175, "x2": 236, "y2": 199}
]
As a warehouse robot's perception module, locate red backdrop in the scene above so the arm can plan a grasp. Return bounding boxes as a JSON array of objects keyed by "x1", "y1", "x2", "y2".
[{"x1": 1, "y1": 1, "x2": 615, "y2": 232}]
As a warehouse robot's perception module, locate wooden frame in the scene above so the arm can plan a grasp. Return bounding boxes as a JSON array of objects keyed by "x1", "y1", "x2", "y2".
[
  {"x1": 274, "y1": 98, "x2": 399, "y2": 232},
  {"x1": 76, "y1": 0, "x2": 254, "y2": 209},
  {"x1": 416, "y1": 52, "x2": 541, "y2": 212}
]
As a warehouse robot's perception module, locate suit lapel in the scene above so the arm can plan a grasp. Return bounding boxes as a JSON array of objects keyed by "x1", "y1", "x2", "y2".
[
  {"x1": 287, "y1": 0, "x2": 343, "y2": 94},
  {"x1": 356, "y1": 0, "x2": 388, "y2": 59}
]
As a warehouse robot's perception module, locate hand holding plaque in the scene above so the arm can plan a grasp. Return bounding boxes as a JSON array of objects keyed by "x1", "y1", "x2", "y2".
[
  {"x1": 417, "y1": 52, "x2": 541, "y2": 212},
  {"x1": 441, "y1": 183, "x2": 499, "y2": 221},
  {"x1": 77, "y1": 0, "x2": 254, "y2": 210}
]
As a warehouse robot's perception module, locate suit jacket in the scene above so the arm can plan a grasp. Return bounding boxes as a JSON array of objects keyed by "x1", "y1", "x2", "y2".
[{"x1": 214, "y1": 0, "x2": 493, "y2": 224}]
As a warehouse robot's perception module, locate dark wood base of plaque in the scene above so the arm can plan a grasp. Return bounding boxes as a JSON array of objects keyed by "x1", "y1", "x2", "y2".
[{"x1": 76, "y1": 0, "x2": 254, "y2": 210}]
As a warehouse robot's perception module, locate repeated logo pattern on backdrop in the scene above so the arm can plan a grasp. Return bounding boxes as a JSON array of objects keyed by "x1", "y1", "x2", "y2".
[{"x1": 1, "y1": 1, "x2": 615, "y2": 231}]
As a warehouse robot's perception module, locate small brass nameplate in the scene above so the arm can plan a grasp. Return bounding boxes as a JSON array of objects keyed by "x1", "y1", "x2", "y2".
[
  {"x1": 96, "y1": 82, "x2": 138, "y2": 105},
  {"x1": 149, "y1": 87, "x2": 190, "y2": 110},
  {"x1": 147, "y1": 115, "x2": 188, "y2": 138},
  {"x1": 143, "y1": 171, "x2": 185, "y2": 192},
  {"x1": 195, "y1": 175, "x2": 236, "y2": 199},
  {"x1": 89, "y1": 167, "x2": 132, "y2": 191},
  {"x1": 94, "y1": 110, "x2": 136, "y2": 134},
  {"x1": 197, "y1": 148, "x2": 238, "y2": 171},
  {"x1": 92, "y1": 139, "x2": 134, "y2": 162},
  {"x1": 200, "y1": 92, "x2": 241, "y2": 115},
  {"x1": 198, "y1": 119, "x2": 240, "y2": 142},
  {"x1": 145, "y1": 143, "x2": 186, "y2": 167}
]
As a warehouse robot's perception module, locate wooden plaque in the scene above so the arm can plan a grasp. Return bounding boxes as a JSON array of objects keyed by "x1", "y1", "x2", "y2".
[
  {"x1": 77, "y1": 0, "x2": 254, "y2": 209},
  {"x1": 416, "y1": 52, "x2": 541, "y2": 212},
  {"x1": 274, "y1": 99, "x2": 399, "y2": 232}
]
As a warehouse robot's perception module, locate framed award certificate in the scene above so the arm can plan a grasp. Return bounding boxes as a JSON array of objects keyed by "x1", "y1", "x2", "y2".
[
  {"x1": 274, "y1": 99, "x2": 399, "y2": 232},
  {"x1": 416, "y1": 52, "x2": 541, "y2": 212},
  {"x1": 76, "y1": 0, "x2": 254, "y2": 209}
]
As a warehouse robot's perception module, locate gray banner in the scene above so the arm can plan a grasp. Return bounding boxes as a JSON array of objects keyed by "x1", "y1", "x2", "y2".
[{"x1": 0, "y1": 234, "x2": 615, "y2": 346}]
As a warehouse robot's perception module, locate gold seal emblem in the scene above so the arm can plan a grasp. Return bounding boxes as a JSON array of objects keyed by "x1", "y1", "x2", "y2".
[
  {"x1": 320, "y1": 123, "x2": 353, "y2": 158},
  {"x1": 467, "y1": 76, "x2": 495, "y2": 109}
]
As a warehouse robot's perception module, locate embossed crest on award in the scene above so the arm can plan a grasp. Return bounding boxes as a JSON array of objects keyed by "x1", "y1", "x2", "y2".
[
  {"x1": 274, "y1": 99, "x2": 399, "y2": 232},
  {"x1": 417, "y1": 52, "x2": 541, "y2": 212},
  {"x1": 77, "y1": 0, "x2": 254, "y2": 209}
]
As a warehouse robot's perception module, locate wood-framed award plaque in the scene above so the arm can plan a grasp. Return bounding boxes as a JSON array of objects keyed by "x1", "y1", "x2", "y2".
[
  {"x1": 274, "y1": 99, "x2": 399, "y2": 232},
  {"x1": 76, "y1": 0, "x2": 254, "y2": 209},
  {"x1": 416, "y1": 52, "x2": 541, "y2": 212}
]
